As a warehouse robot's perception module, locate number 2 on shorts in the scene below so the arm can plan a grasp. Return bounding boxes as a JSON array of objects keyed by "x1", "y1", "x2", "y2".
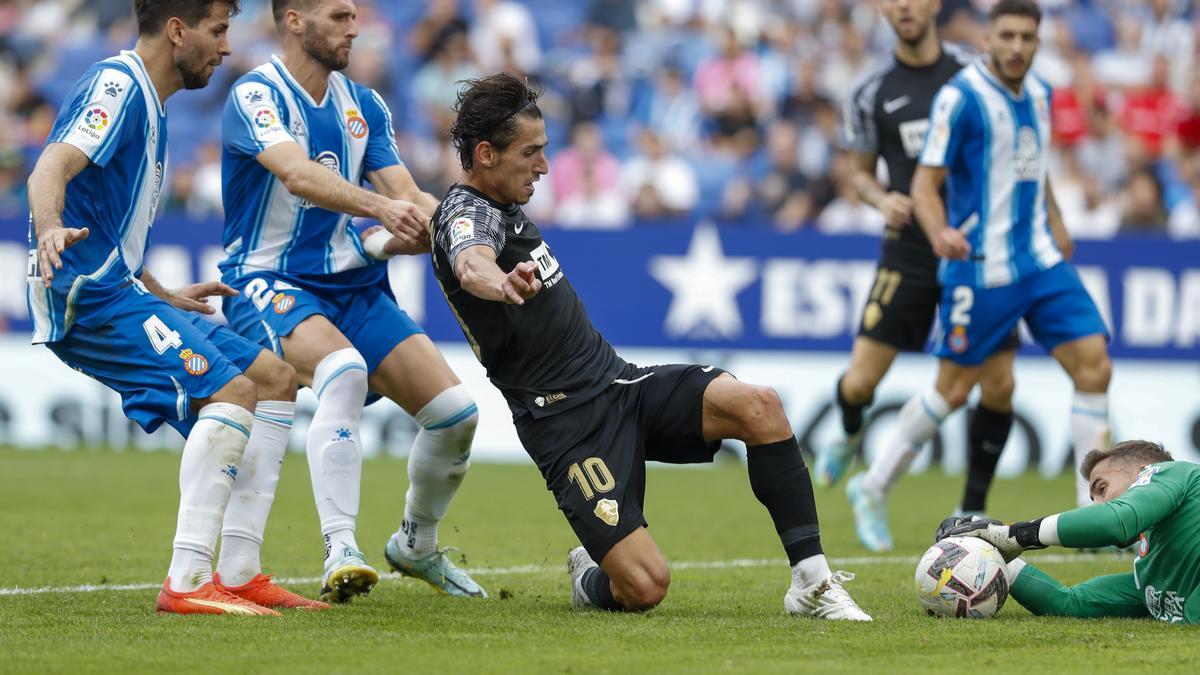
[
  {"x1": 950, "y1": 286, "x2": 974, "y2": 326},
  {"x1": 567, "y1": 457, "x2": 615, "y2": 500}
]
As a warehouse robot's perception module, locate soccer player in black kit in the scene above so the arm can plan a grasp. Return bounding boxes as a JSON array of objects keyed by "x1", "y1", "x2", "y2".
[
  {"x1": 429, "y1": 74, "x2": 870, "y2": 620},
  {"x1": 814, "y1": 0, "x2": 1049, "y2": 552}
]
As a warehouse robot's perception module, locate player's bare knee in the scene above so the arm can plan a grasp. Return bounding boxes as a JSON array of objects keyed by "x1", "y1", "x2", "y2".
[
  {"x1": 736, "y1": 385, "x2": 790, "y2": 442},
  {"x1": 213, "y1": 374, "x2": 257, "y2": 410},
  {"x1": 256, "y1": 356, "x2": 298, "y2": 401},
  {"x1": 840, "y1": 371, "x2": 879, "y2": 405},
  {"x1": 940, "y1": 382, "x2": 972, "y2": 411},
  {"x1": 1072, "y1": 355, "x2": 1112, "y2": 393},
  {"x1": 979, "y1": 372, "x2": 1015, "y2": 408},
  {"x1": 618, "y1": 567, "x2": 669, "y2": 611}
]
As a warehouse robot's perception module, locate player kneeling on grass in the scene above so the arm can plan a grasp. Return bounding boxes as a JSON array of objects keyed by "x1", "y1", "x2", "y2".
[
  {"x1": 936, "y1": 440, "x2": 1200, "y2": 624},
  {"x1": 428, "y1": 73, "x2": 870, "y2": 620}
]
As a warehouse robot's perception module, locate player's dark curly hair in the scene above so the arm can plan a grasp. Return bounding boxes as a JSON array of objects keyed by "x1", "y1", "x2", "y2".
[
  {"x1": 987, "y1": 0, "x2": 1042, "y2": 25},
  {"x1": 134, "y1": 0, "x2": 241, "y2": 36},
  {"x1": 451, "y1": 73, "x2": 543, "y2": 171},
  {"x1": 1079, "y1": 440, "x2": 1173, "y2": 480}
]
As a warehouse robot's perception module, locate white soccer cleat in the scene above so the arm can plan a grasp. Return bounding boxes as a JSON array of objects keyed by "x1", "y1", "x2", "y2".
[
  {"x1": 784, "y1": 570, "x2": 872, "y2": 621},
  {"x1": 566, "y1": 546, "x2": 599, "y2": 609}
]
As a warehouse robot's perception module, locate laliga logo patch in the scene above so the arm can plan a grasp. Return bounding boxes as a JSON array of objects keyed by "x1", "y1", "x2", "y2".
[
  {"x1": 948, "y1": 325, "x2": 969, "y2": 354},
  {"x1": 254, "y1": 107, "x2": 278, "y2": 129},
  {"x1": 85, "y1": 105, "x2": 111, "y2": 131},
  {"x1": 594, "y1": 498, "x2": 619, "y2": 527},
  {"x1": 272, "y1": 292, "x2": 295, "y2": 314},
  {"x1": 345, "y1": 109, "x2": 368, "y2": 139},
  {"x1": 862, "y1": 301, "x2": 882, "y2": 331},
  {"x1": 179, "y1": 348, "x2": 210, "y2": 376}
]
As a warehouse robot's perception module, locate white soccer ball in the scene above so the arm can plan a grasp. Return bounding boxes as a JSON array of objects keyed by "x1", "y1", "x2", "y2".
[{"x1": 914, "y1": 536, "x2": 1009, "y2": 618}]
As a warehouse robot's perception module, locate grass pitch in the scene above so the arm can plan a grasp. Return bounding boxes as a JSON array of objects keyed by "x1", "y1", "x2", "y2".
[{"x1": 1, "y1": 447, "x2": 1195, "y2": 674}]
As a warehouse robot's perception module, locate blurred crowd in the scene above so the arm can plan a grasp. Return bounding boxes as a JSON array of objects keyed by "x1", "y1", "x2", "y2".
[{"x1": 2, "y1": 0, "x2": 1200, "y2": 238}]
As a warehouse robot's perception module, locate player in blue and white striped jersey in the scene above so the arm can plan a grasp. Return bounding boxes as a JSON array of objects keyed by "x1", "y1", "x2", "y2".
[
  {"x1": 219, "y1": 0, "x2": 485, "y2": 603},
  {"x1": 852, "y1": 1, "x2": 1113, "y2": 548},
  {"x1": 24, "y1": 0, "x2": 317, "y2": 615}
]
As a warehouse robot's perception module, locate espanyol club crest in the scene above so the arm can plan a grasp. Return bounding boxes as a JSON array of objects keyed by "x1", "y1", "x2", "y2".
[
  {"x1": 1138, "y1": 533, "x2": 1149, "y2": 558},
  {"x1": 179, "y1": 348, "x2": 210, "y2": 376},
  {"x1": 948, "y1": 326, "x2": 969, "y2": 354},
  {"x1": 345, "y1": 109, "x2": 368, "y2": 139},
  {"x1": 272, "y1": 292, "x2": 295, "y2": 314}
]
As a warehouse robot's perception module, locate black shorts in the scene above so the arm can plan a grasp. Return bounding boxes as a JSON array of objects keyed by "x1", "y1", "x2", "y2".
[
  {"x1": 513, "y1": 363, "x2": 726, "y2": 563},
  {"x1": 857, "y1": 236, "x2": 1020, "y2": 352}
]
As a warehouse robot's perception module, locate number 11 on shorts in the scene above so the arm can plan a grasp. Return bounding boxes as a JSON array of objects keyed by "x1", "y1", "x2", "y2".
[{"x1": 567, "y1": 457, "x2": 615, "y2": 500}]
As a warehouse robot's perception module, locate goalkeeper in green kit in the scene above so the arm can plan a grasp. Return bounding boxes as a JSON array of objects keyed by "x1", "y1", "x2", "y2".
[{"x1": 936, "y1": 440, "x2": 1200, "y2": 624}]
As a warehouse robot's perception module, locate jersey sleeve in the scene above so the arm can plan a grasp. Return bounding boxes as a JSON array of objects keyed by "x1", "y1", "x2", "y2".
[
  {"x1": 919, "y1": 84, "x2": 973, "y2": 168},
  {"x1": 223, "y1": 80, "x2": 295, "y2": 157},
  {"x1": 49, "y1": 67, "x2": 141, "y2": 167},
  {"x1": 1056, "y1": 463, "x2": 1191, "y2": 548},
  {"x1": 360, "y1": 87, "x2": 402, "y2": 173},
  {"x1": 842, "y1": 78, "x2": 878, "y2": 154},
  {"x1": 1010, "y1": 564, "x2": 1148, "y2": 619},
  {"x1": 434, "y1": 202, "x2": 506, "y2": 271}
]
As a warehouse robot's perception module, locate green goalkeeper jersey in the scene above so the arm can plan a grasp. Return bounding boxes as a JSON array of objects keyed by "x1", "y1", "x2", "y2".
[{"x1": 1013, "y1": 461, "x2": 1200, "y2": 624}]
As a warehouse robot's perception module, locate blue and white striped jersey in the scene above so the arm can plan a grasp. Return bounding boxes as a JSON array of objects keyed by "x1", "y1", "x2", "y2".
[
  {"x1": 919, "y1": 59, "x2": 1062, "y2": 288},
  {"x1": 27, "y1": 50, "x2": 168, "y2": 344},
  {"x1": 219, "y1": 56, "x2": 402, "y2": 285}
]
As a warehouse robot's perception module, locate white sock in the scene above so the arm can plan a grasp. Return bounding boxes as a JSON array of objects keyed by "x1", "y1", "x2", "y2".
[
  {"x1": 1071, "y1": 391, "x2": 1110, "y2": 508},
  {"x1": 216, "y1": 400, "x2": 294, "y2": 587},
  {"x1": 168, "y1": 403, "x2": 254, "y2": 592},
  {"x1": 306, "y1": 348, "x2": 368, "y2": 562},
  {"x1": 792, "y1": 554, "x2": 833, "y2": 588},
  {"x1": 862, "y1": 390, "x2": 951, "y2": 499},
  {"x1": 397, "y1": 385, "x2": 478, "y2": 558}
]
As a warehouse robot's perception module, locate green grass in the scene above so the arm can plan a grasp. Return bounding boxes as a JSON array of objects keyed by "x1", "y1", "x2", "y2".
[{"x1": 0, "y1": 447, "x2": 1195, "y2": 674}]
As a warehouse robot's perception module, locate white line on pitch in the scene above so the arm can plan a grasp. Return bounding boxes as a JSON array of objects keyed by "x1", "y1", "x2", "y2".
[{"x1": 0, "y1": 552, "x2": 1126, "y2": 598}]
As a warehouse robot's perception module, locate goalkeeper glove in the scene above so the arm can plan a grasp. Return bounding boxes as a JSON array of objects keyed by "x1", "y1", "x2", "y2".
[{"x1": 937, "y1": 517, "x2": 1047, "y2": 563}]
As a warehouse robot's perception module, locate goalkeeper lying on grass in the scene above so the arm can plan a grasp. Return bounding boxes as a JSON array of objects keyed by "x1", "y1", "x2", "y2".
[{"x1": 936, "y1": 440, "x2": 1199, "y2": 624}]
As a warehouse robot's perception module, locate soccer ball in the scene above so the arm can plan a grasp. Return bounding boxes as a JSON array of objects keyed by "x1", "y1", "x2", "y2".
[{"x1": 914, "y1": 536, "x2": 1009, "y2": 618}]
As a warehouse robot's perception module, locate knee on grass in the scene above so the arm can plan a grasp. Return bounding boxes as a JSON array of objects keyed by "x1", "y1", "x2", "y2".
[{"x1": 613, "y1": 564, "x2": 671, "y2": 611}]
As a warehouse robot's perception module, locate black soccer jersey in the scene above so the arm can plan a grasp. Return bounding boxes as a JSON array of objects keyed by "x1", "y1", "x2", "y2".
[
  {"x1": 843, "y1": 44, "x2": 973, "y2": 250},
  {"x1": 431, "y1": 184, "x2": 626, "y2": 420}
]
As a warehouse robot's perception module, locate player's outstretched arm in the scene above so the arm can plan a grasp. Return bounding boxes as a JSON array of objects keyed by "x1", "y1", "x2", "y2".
[
  {"x1": 138, "y1": 270, "x2": 236, "y2": 316},
  {"x1": 454, "y1": 245, "x2": 542, "y2": 305},
  {"x1": 28, "y1": 143, "x2": 92, "y2": 286},
  {"x1": 256, "y1": 142, "x2": 427, "y2": 245},
  {"x1": 1007, "y1": 562, "x2": 1148, "y2": 619}
]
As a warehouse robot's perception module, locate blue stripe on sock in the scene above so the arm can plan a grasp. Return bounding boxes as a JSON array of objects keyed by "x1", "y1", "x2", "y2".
[
  {"x1": 919, "y1": 397, "x2": 946, "y2": 424},
  {"x1": 198, "y1": 415, "x2": 251, "y2": 438},
  {"x1": 254, "y1": 413, "x2": 294, "y2": 427},
  {"x1": 425, "y1": 403, "x2": 479, "y2": 430},
  {"x1": 1071, "y1": 407, "x2": 1108, "y2": 419},
  {"x1": 316, "y1": 363, "x2": 368, "y2": 399}
]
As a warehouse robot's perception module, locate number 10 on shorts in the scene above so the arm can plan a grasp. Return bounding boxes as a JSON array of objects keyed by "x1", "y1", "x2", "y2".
[{"x1": 567, "y1": 457, "x2": 615, "y2": 500}]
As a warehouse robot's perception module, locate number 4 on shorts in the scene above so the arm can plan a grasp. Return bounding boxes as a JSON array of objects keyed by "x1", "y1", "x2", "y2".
[{"x1": 143, "y1": 314, "x2": 182, "y2": 355}]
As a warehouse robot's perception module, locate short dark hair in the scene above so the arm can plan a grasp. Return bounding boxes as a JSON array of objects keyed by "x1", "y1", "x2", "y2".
[
  {"x1": 988, "y1": 0, "x2": 1042, "y2": 25},
  {"x1": 1080, "y1": 440, "x2": 1174, "y2": 480},
  {"x1": 135, "y1": 0, "x2": 240, "y2": 36},
  {"x1": 271, "y1": 0, "x2": 318, "y2": 25},
  {"x1": 451, "y1": 73, "x2": 544, "y2": 171}
]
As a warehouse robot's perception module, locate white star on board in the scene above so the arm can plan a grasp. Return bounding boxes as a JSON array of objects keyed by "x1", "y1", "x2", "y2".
[{"x1": 649, "y1": 224, "x2": 758, "y2": 340}]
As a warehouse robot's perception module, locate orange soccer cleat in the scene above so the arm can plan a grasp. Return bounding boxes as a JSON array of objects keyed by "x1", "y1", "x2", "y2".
[
  {"x1": 155, "y1": 577, "x2": 282, "y2": 616},
  {"x1": 215, "y1": 573, "x2": 331, "y2": 611}
]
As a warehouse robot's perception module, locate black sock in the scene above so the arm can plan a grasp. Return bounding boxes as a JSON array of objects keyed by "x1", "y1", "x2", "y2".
[
  {"x1": 581, "y1": 566, "x2": 623, "y2": 611},
  {"x1": 747, "y1": 437, "x2": 823, "y2": 565},
  {"x1": 962, "y1": 404, "x2": 1014, "y2": 512},
  {"x1": 836, "y1": 375, "x2": 870, "y2": 436}
]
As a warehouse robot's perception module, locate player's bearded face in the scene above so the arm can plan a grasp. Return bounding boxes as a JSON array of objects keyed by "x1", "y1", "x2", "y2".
[
  {"x1": 883, "y1": 0, "x2": 938, "y2": 44},
  {"x1": 301, "y1": 6, "x2": 357, "y2": 72},
  {"x1": 175, "y1": 9, "x2": 232, "y2": 90},
  {"x1": 987, "y1": 15, "x2": 1039, "y2": 84}
]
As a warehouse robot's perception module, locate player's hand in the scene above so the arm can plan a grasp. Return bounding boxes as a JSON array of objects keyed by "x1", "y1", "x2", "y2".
[
  {"x1": 880, "y1": 192, "x2": 913, "y2": 228},
  {"x1": 940, "y1": 518, "x2": 1045, "y2": 563},
  {"x1": 933, "y1": 515, "x2": 984, "y2": 543},
  {"x1": 362, "y1": 225, "x2": 430, "y2": 258},
  {"x1": 501, "y1": 261, "x2": 542, "y2": 305},
  {"x1": 377, "y1": 199, "x2": 428, "y2": 244},
  {"x1": 931, "y1": 227, "x2": 971, "y2": 260},
  {"x1": 169, "y1": 281, "x2": 238, "y2": 315},
  {"x1": 37, "y1": 226, "x2": 90, "y2": 287}
]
